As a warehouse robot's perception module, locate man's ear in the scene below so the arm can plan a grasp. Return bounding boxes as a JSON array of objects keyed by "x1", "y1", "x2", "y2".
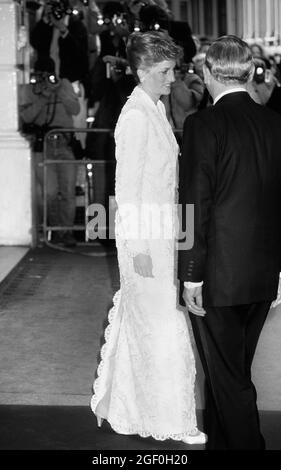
[
  {"x1": 203, "y1": 64, "x2": 211, "y2": 86},
  {"x1": 247, "y1": 64, "x2": 255, "y2": 83}
]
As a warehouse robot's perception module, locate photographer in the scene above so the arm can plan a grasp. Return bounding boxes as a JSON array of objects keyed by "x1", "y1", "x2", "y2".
[
  {"x1": 138, "y1": 2, "x2": 197, "y2": 63},
  {"x1": 247, "y1": 57, "x2": 281, "y2": 113},
  {"x1": 20, "y1": 56, "x2": 80, "y2": 246},
  {"x1": 87, "y1": 1, "x2": 135, "y2": 159},
  {"x1": 30, "y1": 0, "x2": 89, "y2": 89}
]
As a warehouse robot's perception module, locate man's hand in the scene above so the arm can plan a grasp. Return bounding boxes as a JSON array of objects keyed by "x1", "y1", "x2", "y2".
[
  {"x1": 133, "y1": 253, "x2": 154, "y2": 278},
  {"x1": 102, "y1": 55, "x2": 118, "y2": 66},
  {"x1": 183, "y1": 285, "x2": 206, "y2": 317},
  {"x1": 41, "y1": 79, "x2": 60, "y2": 97}
]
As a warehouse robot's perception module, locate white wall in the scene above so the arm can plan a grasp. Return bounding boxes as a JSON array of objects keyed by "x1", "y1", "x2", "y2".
[{"x1": 0, "y1": 0, "x2": 32, "y2": 245}]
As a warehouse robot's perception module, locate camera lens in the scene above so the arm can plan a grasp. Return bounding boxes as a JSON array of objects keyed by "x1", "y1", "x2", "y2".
[
  {"x1": 48, "y1": 74, "x2": 58, "y2": 84},
  {"x1": 30, "y1": 74, "x2": 37, "y2": 84}
]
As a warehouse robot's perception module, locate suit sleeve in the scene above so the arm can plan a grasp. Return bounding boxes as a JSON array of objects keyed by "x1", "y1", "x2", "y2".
[
  {"x1": 115, "y1": 109, "x2": 149, "y2": 256},
  {"x1": 178, "y1": 113, "x2": 217, "y2": 282}
]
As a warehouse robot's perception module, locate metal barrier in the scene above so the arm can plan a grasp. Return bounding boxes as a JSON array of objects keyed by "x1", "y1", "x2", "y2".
[
  {"x1": 39, "y1": 126, "x2": 183, "y2": 247},
  {"x1": 41, "y1": 127, "x2": 116, "y2": 246}
]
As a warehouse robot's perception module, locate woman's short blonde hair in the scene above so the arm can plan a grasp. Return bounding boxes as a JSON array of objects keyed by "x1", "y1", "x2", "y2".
[
  {"x1": 126, "y1": 31, "x2": 182, "y2": 83},
  {"x1": 205, "y1": 35, "x2": 254, "y2": 85}
]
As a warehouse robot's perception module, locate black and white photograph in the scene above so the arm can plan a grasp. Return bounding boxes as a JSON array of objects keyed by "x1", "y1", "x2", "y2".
[{"x1": 0, "y1": 0, "x2": 281, "y2": 462}]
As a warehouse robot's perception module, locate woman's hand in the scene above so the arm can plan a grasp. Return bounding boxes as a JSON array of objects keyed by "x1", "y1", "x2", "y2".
[{"x1": 133, "y1": 253, "x2": 154, "y2": 278}]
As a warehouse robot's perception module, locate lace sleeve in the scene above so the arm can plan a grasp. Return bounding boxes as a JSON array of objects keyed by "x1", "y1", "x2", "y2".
[{"x1": 115, "y1": 108, "x2": 150, "y2": 256}]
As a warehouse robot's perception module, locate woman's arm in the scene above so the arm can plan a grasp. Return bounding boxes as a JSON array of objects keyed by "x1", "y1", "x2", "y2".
[{"x1": 115, "y1": 108, "x2": 150, "y2": 257}]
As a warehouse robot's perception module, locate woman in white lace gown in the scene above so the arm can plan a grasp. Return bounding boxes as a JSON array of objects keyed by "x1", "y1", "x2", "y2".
[{"x1": 91, "y1": 31, "x2": 207, "y2": 444}]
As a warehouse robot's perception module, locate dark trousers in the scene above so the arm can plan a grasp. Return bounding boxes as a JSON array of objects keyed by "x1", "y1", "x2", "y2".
[{"x1": 189, "y1": 302, "x2": 271, "y2": 450}]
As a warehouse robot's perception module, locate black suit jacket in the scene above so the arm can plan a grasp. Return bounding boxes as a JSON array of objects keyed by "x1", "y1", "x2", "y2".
[{"x1": 178, "y1": 92, "x2": 281, "y2": 307}]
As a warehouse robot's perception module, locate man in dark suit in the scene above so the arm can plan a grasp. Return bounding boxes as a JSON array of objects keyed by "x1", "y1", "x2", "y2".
[{"x1": 178, "y1": 35, "x2": 281, "y2": 450}]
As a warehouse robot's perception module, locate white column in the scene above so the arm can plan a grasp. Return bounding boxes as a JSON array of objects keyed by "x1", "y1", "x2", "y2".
[
  {"x1": 265, "y1": 0, "x2": 272, "y2": 39},
  {"x1": 236, "y1": 0, "x2": 244, "y2": 38},
  {"x1": 254, "y1": 0, "x2": 259, "y2": 39},
  {"x1": 0, "y1": 0, "x2": 32, "y2": 245},
  {"x1": 248, "y1": 0, "x2": 254, "y2": 38},
  {"x1": 274, "y1": 0, "x2": 279, "y2": 43},
  {"x1": 226, "y1": 0, "x2": 236, "y2": 35},
  {"x1": 279, "y1": 0, "x2": 281, "y2": 44},
  {"x1": 242, "y1": 0, "x2": 248, "y2": 39},
  {"x1": 198, "y1": 0, "x2": 205, "y2": 36},
  {"x1": 212, "y1": 0, "x2": 218, "y2": 39}
]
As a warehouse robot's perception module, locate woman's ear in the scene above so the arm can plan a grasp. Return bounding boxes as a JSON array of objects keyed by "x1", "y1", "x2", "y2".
[{"x1": 137, "y1": 69, "x2": 146, "y2": 84}]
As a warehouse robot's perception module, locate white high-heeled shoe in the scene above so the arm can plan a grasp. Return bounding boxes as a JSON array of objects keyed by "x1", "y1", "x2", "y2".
[
  {"x1": 181, "y1": 430, "x2": 207, "y2": 445},
  {"x1": 97, "y1": 416, "x2": 104, "y2": 428}
]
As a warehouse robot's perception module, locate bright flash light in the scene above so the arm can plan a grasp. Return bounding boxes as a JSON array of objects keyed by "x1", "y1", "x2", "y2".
[
  {"x1": 87, "y1": 164, "x2": 93, "y2": 170},
  {"x1": 154, "y1": 23, "x2": 160, "y2": 30},
  {"x1": 256, "y1": 66, "x2": 264, "y2": 75},
  {"x1": 134, "y1": 26, "x2": 140, "y2": 32},
  {"x1": 86, "y1": 116, "x2": 95, "y2": 123},
  {"x1": 73, "y1": 9, "x2": 79, "y2": 15},
  {"x1": 97, "y1": 17, "x2": 104, "y2": 26},
  {"x1": 88, "y1": 171, "x2": 93, "y2": 177}
]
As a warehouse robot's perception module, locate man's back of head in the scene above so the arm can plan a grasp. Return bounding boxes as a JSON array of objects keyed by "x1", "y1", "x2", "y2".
[{"x1": 203, "y1": 35, "x2": 254, "y2": 98}]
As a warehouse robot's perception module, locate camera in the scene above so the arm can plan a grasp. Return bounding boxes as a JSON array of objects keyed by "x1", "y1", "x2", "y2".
[
  {"x1": 47, "y1": 0, "x2": 72, "y2": 20},
  {"x1": 253, "y1": 59, "x2": 271, "y2": 84},
  {"x1": 174, "y1": 62, "x2": 194, "y2": 78},
  {"x1": 98, "y1": 13, "x2": 127, "y2": 28},
  {"x1": 254, "y1": 63, "x2": 266, "y2": 84},
  {"x1": 30, "y1": 72, "x2": 58, "y2": 86},
  {"x1": 105, "y1": 62, "x2": 126, "y2": 79}
]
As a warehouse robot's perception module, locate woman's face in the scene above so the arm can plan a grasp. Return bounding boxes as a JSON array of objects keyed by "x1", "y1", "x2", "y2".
[{"x1": 140, "y1": 59, "x2": 176, "y2": 98}]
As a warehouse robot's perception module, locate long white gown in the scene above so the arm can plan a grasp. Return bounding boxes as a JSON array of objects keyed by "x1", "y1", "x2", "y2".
[{"x1": 91, "y1": 86, "x2": 197, "y2": 440}]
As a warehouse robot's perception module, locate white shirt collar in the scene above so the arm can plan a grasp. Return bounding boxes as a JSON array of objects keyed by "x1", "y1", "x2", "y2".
[{"x1": 214, "y1": 88, "x2": 248, "y2": 105}]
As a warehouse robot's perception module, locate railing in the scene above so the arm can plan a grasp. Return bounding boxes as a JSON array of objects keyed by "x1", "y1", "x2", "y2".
[
  {"x1": 39, "y1": 127, "x2": 183, "y2": 246},
  {"x1": 41, "y1": 127, "x2": 116, "y2": 246}
]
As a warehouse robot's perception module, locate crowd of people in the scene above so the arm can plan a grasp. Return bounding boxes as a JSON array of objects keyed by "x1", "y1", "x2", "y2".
[
  {"x1": 19, "y1": 0, "x2": 202, "y2": 244},
  {"x1": 19, "y1": 0, "x2": 281, "y2": 246}
]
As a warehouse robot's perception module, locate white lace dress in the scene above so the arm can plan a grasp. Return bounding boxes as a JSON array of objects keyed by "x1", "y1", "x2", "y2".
[{"x1": 91, "y1": 86, "x2": 197, "y2": 440}]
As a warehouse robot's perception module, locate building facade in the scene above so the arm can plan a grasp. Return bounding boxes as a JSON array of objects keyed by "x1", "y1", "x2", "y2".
[{"x1": 170, "y1": 0, "x2": 281, "y2": 49}]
